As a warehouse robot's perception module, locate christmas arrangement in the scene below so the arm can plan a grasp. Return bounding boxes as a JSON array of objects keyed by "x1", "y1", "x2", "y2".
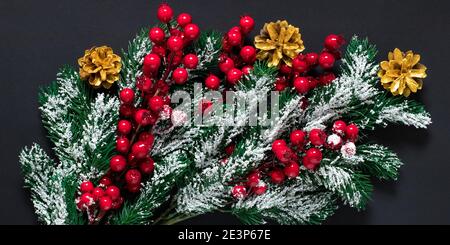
[{"x1": 19, "y1": 3, "x2": 431, "y2": 225}]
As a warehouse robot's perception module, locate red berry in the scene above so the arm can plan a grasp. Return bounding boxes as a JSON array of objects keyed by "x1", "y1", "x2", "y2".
[
  {"x1": 326, "y1": 134, "x2": 343, "y2": 150},
  {"x1": 227, "y1": 29, "x2": 242, "y2": 46},
  {"x1": 293, "y1": 77, "x2": 310, "y2": 94},
  {"x1": 269, "y1": 169, "x2": 285, "y2": 184},
  {"x1": 172, "y1": 68, "x2": 188, "y2": 85},
  {"x1": 241, "y1": 65, "x2": 253, "y2": 75},
  {"x1": 167, "y1": 36, "x2": 184, "y2": 52},
  {"x1": 136, "y1": 75, "x2": 153, "y2": 92},
  {"x1": 112, "y1": 197, "x2": 124, "y2": 209},
  {"x1": 309, "y1": 128, "x2": 326, "y2": 146},
  {"x1": 183, "y1": 54, "x2": 199, "y2": 69},
  {"x1": 157, "y1": 3, "x2": 173, "y2": 23},
  {"x1": 139, "y1": 157, "x2": 155, "y2": 174},
  {"x1": 91, "y1": 187, "x2": 104, "y2": 201},
  {"x1": 151, "y1": 45, "x2": 166, "y2": 57},
  {"x1": 79, "y1": 193, "x2": 95, "y2": 206},
  {"x1": 240, "y1": 46, "x2": 256, "y2": 63},
  {"x1": 284, "y1": 162, "x2": 300, "y2": 178},
  {"x1": 127, "y1": 183, "x2": 141, "y2": 193},
  {"x1": 290, "y1": 130, "x2": 306, "y2": 146},
  {"x1": 119, "y1": 104, "x2": 134, "y2": 117},
  {"x1": 125, "y1": 169, "x2": 142, "y2": 185},
  {"x1": 302, "y1": 156, "x2": 318, "y2": 170},
  {"x1": 183, "y1": 23, "x2": 200, "y2": 40},
  {"x1": 305, "y1": 52, "x2": 319, "y2": 66},
  {"x1": 306, "y1": 148, "x2": 323, "y2": 164},
  {"x1": 252, "y1": 182, "x2": 267, "y2": 195},
  {"x1": 308, "y1": 77, "x2": 319, "y2": 89},
  {"x1": 272, "y1": 139, "x2": 287, "y2": 152},
  {"x1": 275, "y1": 147, "x2": 298, "y2": 164},
  {"x1": 80, "y1": 181, "x2": 94, "y2": 193},
  {"x1": 120, "y1": 88, "x2": 135, "y2": 104},
  {"x1": 247, "y1": 172, "x2": 260, "y2": 187},
  {"x1": 319, "y1": 72, "x2": 336, "y2": 85},
  {"x1": 229, "y1": 26, "x2": 241, "y2": 33},
  {"x1": 116, "y1": 137, "x2": 130, "y2": 153},
  {"x1": 226, "y1": 68, "x2": 242, "y2": 85},
  {"x1": 143, "y1": 53, "x2": 161, "y2": 74},
  {"x1": 138, "y1": 132, "x2": 155, "y2": 146},
  {"x1": 219, "y1": 57, "x2": 235, "y2": 73},
  {"x1": 99, "y1": 176, "x2": 112, "y2": 187},
  {"x1": 231, "y1": 185, "x2": 247, "y2": 199},
  {"x1": 117, "y1": 120, "x2": 132, "y2": 135},
  {"x1": 275, "y1": 80, "x2": 287, "y2": 91},
  {"x1": 105, "y1": 185, "x2": 121, "y2": 201},
  {"x1": 333, "y1": 120, "x2": 347, "y2": 135},
  {"x1": 134, "y1": 109, "x2": 154, "y2": 126},
  {"x1": 110, "y1": 155, "x2": 127, "y2": 172},
  {"x1": 177, "y1": 13, "x2": 192, "y2": 27},
  {"x1": 280, "y1": 64, "x2": 292, "y2": 75},
  {"x1": 149, "y1": 96, "x2": 164, "y2": 112},
  {"x1": 324, "y1": 34, "x2": 345, "y2": 50},
  {"x1": 345, "y1": 123, "x2": 359, "y2": 141},
  {"x1": 318, "y1": 52, "x2": 335, "y2": 69},
  {"x1": 131, "y1": 141, "x2": 150, "y2": 159},
  {"x1": 98, "y1": 196, "x2": 112, "y2": 211},
  {"x1": 225, "y1": 144, "x2": 235, "y2": 155},
  {"x1": 205, "y1": 74, "x2": 221, "y2": 90},
  {"x1": 149, "y1": 27, "x2": 165, "y2": 44},
  {"x1": 292, "y1": 57, "x2": 309, "y2": 73},
  {"x1": 239, "y1": 15, "x2": 255, "y2": 34}
]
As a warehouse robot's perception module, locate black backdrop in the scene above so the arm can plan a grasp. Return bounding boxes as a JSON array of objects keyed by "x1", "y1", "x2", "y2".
[{"x1": 1, "y1": 0, "x2": 449, "y2": 225}]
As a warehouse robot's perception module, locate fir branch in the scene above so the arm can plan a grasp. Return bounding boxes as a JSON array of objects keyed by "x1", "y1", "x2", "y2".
[{"x1": 357, "y1": 144, "x2": 403, "y2": 180}]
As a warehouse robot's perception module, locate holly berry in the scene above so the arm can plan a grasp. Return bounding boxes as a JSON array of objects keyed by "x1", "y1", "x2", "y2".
[
  {"x1": 131, "y1": 141, "x2": 150, "y2": 159},
  {"x1": 302, "y1": 157, "x2": 318, "y2": 170},
  {"x1": 219, "y1": 57, "x2": 235, "y2": 73},
  {"x1": 149, "y1": 96, "x2": 164, "y2": 112},
  {"x1": 138, "y1": 132, "x2": 155, "y2": 146},
  {"x1": 110, "y1": 155, "x2": 127, "y2": 172},
  {"x1": 183, "y1": 54, "x2": 199, "y2": 69},
  {"x1": 120, "y1": 88, "x2": 135, "y2": 104},
  {"x1": 92, "y1": 187, "x2": 105, "y2": 201},
  {"x1": 149, "y1": 27, "x2": 165, "y2": 44},
  {"x1": 305, "y1": 52, "x2": 319, "y2": 66},
  {"x1": 318, "y1": 52, "x2": 335, "y2": 69},
  {"x1": 247, "y1": 172, "x2": 260, "y2": 187},
  {"x1": 112, "y1": 197, "x2": 124, "y2": 209},
  {"x1": 125, "y1": 169, "x2": 142, "y2": 186},
  {"x1": 292, "y1": 56, "x2": 309, "y2": 73},
  {"x1": 275, "y1": 147, "x2": 298, "y2": 164},
  {"x1": 116, "y1": 137, "x2": 130, "y2": 153},
  {"x1": 345, "y1": 123, "x2": 359, "y2": 141},
  {"x1": 240, "y1": 46, "x2": 256, "y2": 63},
  {"x1": 269, "y1": 169, "x2": 285, "y2": 184},
  {"x1": 98, "y1": 196, "x2": 113, "y2": 211},
  {"x1": 231, "y1": 185, "x2": 247, "y2": 199},
  {"x1": 239, "y1": 15, "x2": 255, "y2": 33},
  {"x1": 105, "y1": 185, "x2": 121, "y2": 201},
  {"x1": 139, "y1": 157, "x2": 155, "y2": 174},
  {"x1": 177, "y1": 13, "x2": 192, "y2": 27},
  {"x1": 80, "y1": 181, "x2": 94, "y2": 193},
  {"x1": 143, "y1": 53, "x2": 161, "y2": 74},
  {"x1": 225, "y1": 144, "x2": 235, "y2": 155},
  {"x1": 332, "y1": 120, "x2": 347, "y2": 135},
  {"x1": 308, "y1": 77, "x2": 319, "y2": 89},
  {"x1": 127, "y1": 184, "x2": 141, "y2": 193},
  {"x1": 326, "y1": 134, "x2": 343, "y2": 150},
  {"x1": 284, "y1": 162, "x2": 300, "y2": 178},
  {"x1": 205, "y1": 74, "x2": 221, "y2": 90},
  {"x1": 99, "y1": 176, "x2": 112, "y2": 187},
  {"x1": 319, "y1": 72, "x2": 336, "y2": 85},
  {"x1": 227, "y1": 29, "x2": 242, "y2": 46},
  {"x1": 280, "y1": 64, "x2": 292, "y2": 75},
  {"x1": 293, "y1": 77, "x2": 310, "y2": 94},
  {"x1": 167, "y1": 36, "x2": 184, "y2": 52},
  {"x1": 309, "y1": 128, "x2": 326, "y2": 146},
  {"x1": 183, "y1": 23, "x2": 200, "y2": 40},
  {"x1": 172, "y1": 68, "x2": 188, "y2": 85},
  {"x1": 157, "y1": 3, "x2": 173, "y2": 23},
  {"x1": 136, "y1": 75, "x2": 152, "y2": 92},
  {"x1": 306, "y1": 148, "x2": 323, "y2": 164},
  {"x1": 79, "y1": 193, "x2": 95, "y2": 206},
  {"x1": 253, "y1": 182, "x2": 267, "y2": 195},
  {"x1": 272, "y1": 139, "x2": 287, "y2": 153},
  {"x1": 275, "y1": 77, "x2": 287, "y2": 91},
  {"x1": 226, "y1": 68, "x2": 243, "y2": 85},
  {"x1": 134, "y1": 109, "x2": 154, "y2": 126},
  {"x1": 324, "y1": 34, "x2": 344, "y2": 50},
  {"x1": 241, "y1": 65, "x2": 253, "y2": 75},
  {"x1": 119, "y1": 104, "x2": 134, "y2": 118},
  {"x1": 117, "y1": 120, "x2": 132, "y2": 135},
  {"x1": 290, "y1": 130, "x2": 306, "y2": 146}
]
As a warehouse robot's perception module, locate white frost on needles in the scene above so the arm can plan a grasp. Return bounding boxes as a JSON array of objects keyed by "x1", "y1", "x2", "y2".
[{"x1": 376, "y1": 101, "x2": 432, "y2": 128}]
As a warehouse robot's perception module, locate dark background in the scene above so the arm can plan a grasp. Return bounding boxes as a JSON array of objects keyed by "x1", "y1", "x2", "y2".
[{"x1": 1, "y1": 0, "x2": 449, "y2": 225}]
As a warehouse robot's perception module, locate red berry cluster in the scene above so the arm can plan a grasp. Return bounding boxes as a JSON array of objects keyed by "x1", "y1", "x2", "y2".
[
  {"x1": 231, "y1": 120, "x2": 359, "y2": 199},
  {"x1": 76, "y1": 180, "x2": 123, "y2": 223},
  {"x1": 275, "y1": 34, "x2": 345, "y2": 94},
  {"x1": 206, "y1": 15, "x2": 256, "y2": 90}
]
